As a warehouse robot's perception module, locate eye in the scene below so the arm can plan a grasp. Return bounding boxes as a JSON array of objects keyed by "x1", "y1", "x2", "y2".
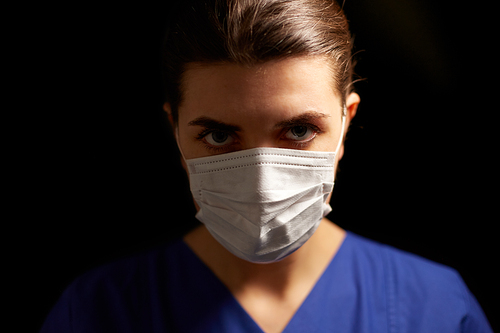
[
  {"x1": 284, "y1": 125, "x2": 316, "y2": 141},
  {"x1": 203, "y1": 131, "x2": 234, "y2": 146}
]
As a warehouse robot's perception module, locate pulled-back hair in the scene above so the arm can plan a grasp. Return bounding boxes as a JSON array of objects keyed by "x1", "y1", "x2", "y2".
[{"x1": 162, "y1": 0, "x2": 354, "y2": 124}]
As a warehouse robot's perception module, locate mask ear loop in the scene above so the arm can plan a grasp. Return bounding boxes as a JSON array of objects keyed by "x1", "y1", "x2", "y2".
[
  {"x1": 174, "y1": 126, "x2": 187, "y2": 161},
  {"x1": 334, "y1": 105, "x2": 347, "y2": 155},
  {"x1": 331, "y1": 105, "x2": 347, "y2": 184}
]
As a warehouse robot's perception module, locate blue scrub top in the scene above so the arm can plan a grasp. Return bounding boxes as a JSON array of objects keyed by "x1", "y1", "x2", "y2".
[{"x1": 40, "y1": 232, "x2": 492, "y2": 332}]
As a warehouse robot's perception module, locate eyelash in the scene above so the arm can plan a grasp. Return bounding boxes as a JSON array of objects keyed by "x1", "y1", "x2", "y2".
[
  {"x1": 195, "y1": 129, "x2": 233, "y2": 153},
  {"x1": 196, "y1": 123, "x2": 322, "y2": 152},
  {"x1": 195, "y1": 129, "x2": 218, "y2": 141}
]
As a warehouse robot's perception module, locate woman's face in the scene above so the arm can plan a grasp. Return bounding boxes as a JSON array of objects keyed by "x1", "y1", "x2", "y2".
[{"x1": 173, "y1": 56, "x2": 358, "y2": 162}]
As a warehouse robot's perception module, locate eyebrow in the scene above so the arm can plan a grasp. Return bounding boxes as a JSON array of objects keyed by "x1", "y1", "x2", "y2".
[
  {"x1": 188, "y1": 116, "x2": 242, "y2": 132},
  {"x1": 272, "y1": 111, "x2": 331, "y2": 129},
  {"x1": 187, "y1": 111, "x2": 330, "y2": 132}
]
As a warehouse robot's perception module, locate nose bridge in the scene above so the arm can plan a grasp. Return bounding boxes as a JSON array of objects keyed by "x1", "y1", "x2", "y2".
[
  {"x1": 240, "y1": 123, "x2": 278, "y2": 150},
  {"x1": 244, "y1": 136, "x2": 278, "y2": 150}
]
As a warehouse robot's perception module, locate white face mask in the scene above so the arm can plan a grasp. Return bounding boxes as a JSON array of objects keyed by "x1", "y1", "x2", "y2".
[{"x1": 179, "y1": 111, "x2": 346, "y2": 263}]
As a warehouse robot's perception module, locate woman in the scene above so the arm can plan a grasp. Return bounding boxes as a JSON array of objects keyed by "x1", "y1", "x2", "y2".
[{"x1": 41, "y1": 0, "x2": 492, "y2": 332}]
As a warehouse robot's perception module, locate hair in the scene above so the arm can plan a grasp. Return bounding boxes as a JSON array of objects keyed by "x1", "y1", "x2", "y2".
[{"x1": 162, "y1": 0, "x2": 354, "y2": 124}]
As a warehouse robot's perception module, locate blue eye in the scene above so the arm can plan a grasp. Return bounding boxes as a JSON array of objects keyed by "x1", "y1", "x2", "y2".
[
  {"x1": 204, "y1": 131, "x2": 234, "y2": 146},
  {"x1": 285, "y1": 126, "x2": 315, "y2": 141}
]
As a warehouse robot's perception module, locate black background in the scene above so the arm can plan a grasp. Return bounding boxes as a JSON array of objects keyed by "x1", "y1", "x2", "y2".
[{"x1": 18, "y1": 1, "x2": 497, "y2": 331}]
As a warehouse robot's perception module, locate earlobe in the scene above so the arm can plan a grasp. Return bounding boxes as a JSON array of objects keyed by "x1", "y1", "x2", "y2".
[{"x1": 163, "y1": 102, "x2": 175, "y2": 128}]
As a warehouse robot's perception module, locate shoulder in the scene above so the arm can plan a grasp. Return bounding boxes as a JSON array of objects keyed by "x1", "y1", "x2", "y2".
[
  {"x1": 348, "y1": 232, "x2": 460, "y2": 289},
  {"x1": 341, "y1": 232, "x2": 460, "y2": 291},
  {"x1": 345, "y1": 231, "x2": 462, "y2": 285},
  {"x1": 343, "y1": 232, "x2": 492, "y2": 332},
  {"x1": 71, "y1": 238, "x2": 186, "y2": 293},
  {"x1": 41, "y1": 239, "x2": 191, "y2": 333}
]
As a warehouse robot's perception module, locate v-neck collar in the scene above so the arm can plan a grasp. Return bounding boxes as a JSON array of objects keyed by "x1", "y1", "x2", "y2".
[
  {"x1": 281, "y1": 232, "x2": 351, "y2": 332},
  {"x1": 180, "y1": 232, "x2": 351, "y2": 332}
]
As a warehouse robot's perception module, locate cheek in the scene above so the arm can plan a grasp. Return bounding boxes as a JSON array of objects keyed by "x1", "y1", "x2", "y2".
[
  {"x1": 325, "y1": 191, "x2": 333, "y2": 204},
  {"x1": 180, "y1": 156, "x2": 188, "y2": 176},
  {"x1": 314, "y1": 131, "x2": 341, "y2": 152},
  {"x1": 178, "y1": 149, "x2": 201, "y2": 212}
]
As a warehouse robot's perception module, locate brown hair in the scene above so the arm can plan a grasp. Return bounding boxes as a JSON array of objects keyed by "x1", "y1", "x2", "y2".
[{"x1": 162, "y1": 0, "x2": 354, "y2": 124}]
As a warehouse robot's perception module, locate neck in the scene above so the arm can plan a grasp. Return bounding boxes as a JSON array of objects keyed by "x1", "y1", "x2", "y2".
[{"x1": 183, "y1": 218, "x2": 345, "y2": 298}]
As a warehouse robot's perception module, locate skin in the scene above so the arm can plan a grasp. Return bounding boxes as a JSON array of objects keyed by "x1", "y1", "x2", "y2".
[{"x1": 164, "y1": 56, "x2": 360, "y2": 333}]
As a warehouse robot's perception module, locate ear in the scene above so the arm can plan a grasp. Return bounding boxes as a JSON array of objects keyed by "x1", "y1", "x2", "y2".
[
  {"x1": 163, "y1": 102, "x2": 175, "y2": 129},
  {"x1": 337, "y1": 92, "x2": 360, "y2": 161},
  {"x1": 164, "y1": 102, "x2": 189, "y2": 173},
  {"x1": 345, "y1": 92, "x2": 360, "y2": 122}
]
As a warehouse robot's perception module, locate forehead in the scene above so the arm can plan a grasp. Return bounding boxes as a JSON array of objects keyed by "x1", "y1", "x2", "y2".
[{"x1": 178, "y1": 56, "x2": 341, "y2": 123}]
